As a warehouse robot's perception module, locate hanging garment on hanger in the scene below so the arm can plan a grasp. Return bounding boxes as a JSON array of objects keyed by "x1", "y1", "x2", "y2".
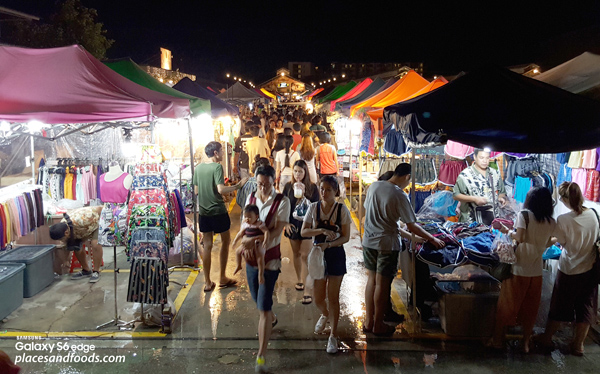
[
  {"x1": 567, "y1": 151, "x2": 583, "y2": 169},
  {"x1": 438, "y1": 160, "x2": 468, "y2": 186},
  {"x1": 556, "y1": 152, "x2": 570, "y2": 164},
  {"x1": 582, "y1": 149, "x2": 598, "y2": 169},
  {"x1": 571, "y1": 168, "x2": 587, "y2": 193},
  {"x1": 383, "y1": 130, "x2": 409, "y2": 156},
  {"x1": 444, "y1": 140, "x2": 474, "y2": 160},
  {"x1": 127, "y1": 257, "x2": 168, "y2": 305},
  {"x1": 98, "y1": 203, "x2": 127, "y2": 247},
  {"x1": 584, "y1": 170, "x2": 600, "y2": 202},
  {"x1": 557, "y1": 164, "x2": 572, "y2": 186}
]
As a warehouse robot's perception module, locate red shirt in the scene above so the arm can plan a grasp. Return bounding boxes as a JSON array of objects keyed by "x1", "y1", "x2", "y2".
[{"x1": 292, "y1": 134, "x2": 302, "y2": 150}]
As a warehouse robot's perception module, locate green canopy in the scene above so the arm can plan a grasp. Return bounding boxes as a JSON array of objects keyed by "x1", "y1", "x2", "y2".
[
  {"x1": 105, "y1": 59, "x2": 210, "y2": 116},
  {"x1": 318, "y1": 81, "x2": 357, "y2": 103}
]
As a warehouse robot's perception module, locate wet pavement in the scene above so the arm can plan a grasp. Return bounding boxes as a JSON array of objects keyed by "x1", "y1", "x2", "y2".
[{"x1": 1, "y1": 200, "x2": 600, "y2": 372}]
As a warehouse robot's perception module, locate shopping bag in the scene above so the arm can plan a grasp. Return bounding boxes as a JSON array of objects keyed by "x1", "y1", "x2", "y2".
[
  {"x1": 492, "y1": 232, "x2": 517, "y2": 264},
  {"x1": 308, "y1": 245, "x2": 325, "y2": 280}
]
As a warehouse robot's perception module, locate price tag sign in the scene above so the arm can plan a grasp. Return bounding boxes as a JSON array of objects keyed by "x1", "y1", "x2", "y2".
[{"x1": 25, "y1": 156, "x2": 31, "y2": 167}]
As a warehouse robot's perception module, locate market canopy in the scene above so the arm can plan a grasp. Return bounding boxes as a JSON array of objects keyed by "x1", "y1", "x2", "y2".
[
  {"x1": 217, "y1": 82, "x2": 263, "y2": 103},
  {"x1": 172, "y1": 77, "x2": 239, "y2": 117},
  {"x1": 0, "y1": 45, "x2": 190, "y2": 124},
  {"x1": 306, "y1": 88, "x2": 324, "y2": 98},
  {"x1": 260, "y1": 88, "x2": 278, "y2": 100},
  {"x1": 311, "y1": 86, "x2": 336, "y2": 102},
  {"x1": 105, "y1": 58, "x2": 210, "y2": 116},
  {"x1": 330, "y1": 78, "x2": 372, "y2": 111},
  {"x1": 383, "y1": 66, "x2": 600, "y2": 153},
  {"x1": 319, "y1": 81, "x2": 357, "y2": 104},
  {"x1": 335, "y1": 78, "x2": 387, "y2": 113},
  {"x1": 367, "y1": 77, "x2": 448, "y2": 121},
  {"x1": 534, "y1": 52, "x2": 600, "y2": 100},
  {"x1": 350, "y1": 71, "x2": 426, "y2": 116}
]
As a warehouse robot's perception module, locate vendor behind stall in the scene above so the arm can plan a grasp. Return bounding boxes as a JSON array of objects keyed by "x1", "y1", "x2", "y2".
[
  {"x1": 453, "y1": 149, "x2": 507, "y2": 223},
  {"x1": 49, "y1": 206, "x2": 103, "y2": 283}
]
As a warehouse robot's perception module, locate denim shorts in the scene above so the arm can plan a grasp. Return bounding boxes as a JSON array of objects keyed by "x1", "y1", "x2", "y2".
[
  {"x1": 246, "y1": 264, "x2": 280, "y2": 312},
  {"x1": 323, "y1": 246, "x2": 347, "y2": 276}
]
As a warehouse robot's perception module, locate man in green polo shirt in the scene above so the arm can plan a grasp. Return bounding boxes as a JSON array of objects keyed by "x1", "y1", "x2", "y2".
[
  {"x1": 453, "y1": 148, "x2": 508, "y2": 223},
  {"x1": 193, "y1": 141, "x2": 248, "y2": 292}
]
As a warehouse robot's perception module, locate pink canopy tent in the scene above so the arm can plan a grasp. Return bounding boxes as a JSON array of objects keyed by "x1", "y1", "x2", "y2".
[{"x1": 0, "y1": 45, "x2": 190, "y2": 124}]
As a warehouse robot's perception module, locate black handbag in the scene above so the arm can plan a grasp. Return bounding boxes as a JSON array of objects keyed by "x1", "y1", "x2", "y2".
[{"x1": 470, "y1": 173, "x2": 497, "y2": 226}]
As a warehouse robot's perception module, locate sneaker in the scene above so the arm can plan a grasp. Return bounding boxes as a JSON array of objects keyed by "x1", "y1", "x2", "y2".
[
  {"x1": 327, "y1": 335, "x2": 338, "y2": 354},
  {"x1": 314, "y1": 314, "x2": 329, "y2": 334},
  {"x1": 71, "y1": 270, "x2": 92, "y2": 280},
  {"x1": 255, "y1": 356, "x2": 268, "y2": 373},
  {"x1": 89, "y1": 271, "x2": 100, "y2": 283}
]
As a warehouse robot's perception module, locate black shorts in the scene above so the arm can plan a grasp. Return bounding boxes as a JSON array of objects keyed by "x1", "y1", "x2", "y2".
[
  {"x1": 198, "y1": 213, "x2": 231, "y2": 234},
  {"x1": 323, "y1": 245, "x2": 347, "y2": 277},
  {"x1": 284, "y1": 218, "x2": 309, "y2": 241}
]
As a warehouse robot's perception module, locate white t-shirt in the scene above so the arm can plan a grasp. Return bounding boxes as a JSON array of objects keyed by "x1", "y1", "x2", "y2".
[
  {"x1": 304, "y1": 201, "x2": 352, "y2": 240},
  {"x1": 275, "y1": 149, "x2": 300, "y2": 176},
  {"x1": 555, "y1": 208, "x2": 599, "y2": 275},
  {"x1": 511, "y1": 210, "x2": 556, "y2": 277},
  {"x1": 245, "y1": 190, "x2": 290, "y2": 270}
]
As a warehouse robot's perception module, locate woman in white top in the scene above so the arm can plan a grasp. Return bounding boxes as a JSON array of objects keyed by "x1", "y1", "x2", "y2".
[
  {"x1": 275, "y1": 135, "x2": 300, "y2": 192},
  {"x1": 492, "y1": 187, "x2": 556, "y2": 352},
  {"x1": 298, "y1": 134, "x2": 319, "y2": 184},
  {"x1": 301, "y1": 175, "x2": 351, "y2": 354},
  {"x1": 537, "y1": 182, "x2": 599, "y2": 356}
]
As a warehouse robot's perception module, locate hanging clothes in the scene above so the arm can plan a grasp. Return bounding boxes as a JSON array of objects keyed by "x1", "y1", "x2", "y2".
[
  {"x1": 444, "y1": 140, "x2": 474, "y2": 160},
  {"x1": 383, "y1": 129, "x2": 409, "y2": 156},
  {"x1": 584, "y1": 170, "x2": 600, "y2": 202},
  {"x1": 127, "y1": 257, "x2": 168, "y2": 305},
  {"x1": 581, "y1": 149, "x2": 598, "y2": 169},
  {"x1": 571, "y1": 168, "x2": 588, "y2": 193},
  {"x1": 438, "y1": 160, "x2": 468, "y2": 186},
  {"x1": 567, "y1": 151, "x2": 583, "y2": 169}
]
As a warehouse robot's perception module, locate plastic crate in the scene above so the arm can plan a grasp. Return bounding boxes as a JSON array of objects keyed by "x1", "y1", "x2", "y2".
[
  {"x1": 0, "y1": 245, "x2": 55, "y2": 297},
  {"x1": 0, "y1": 263, "x2": 25, "y2": 319}
]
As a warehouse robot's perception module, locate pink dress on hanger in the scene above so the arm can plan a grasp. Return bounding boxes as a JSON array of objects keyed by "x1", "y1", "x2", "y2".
[{"x1": 581, "y1": 149, "x2": 598, "y2": 169}]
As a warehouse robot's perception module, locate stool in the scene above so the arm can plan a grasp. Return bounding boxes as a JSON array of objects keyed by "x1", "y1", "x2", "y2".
[{"x1": 69, "y1": 244, "x2": 104, "y2": 273}]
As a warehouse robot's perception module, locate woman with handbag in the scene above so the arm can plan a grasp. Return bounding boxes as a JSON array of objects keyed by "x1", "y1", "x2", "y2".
[
  {"x1": 491, "y1": 187, "x2": 556, "y2": 352},
  {"x1": 282, "y1": 160, "x2": 320, "y2": 304},
  {"x1": 301, "y1": 175, "x2": 351, "y2": 354},
  {"x1": 536, "y1": 182, "x2": 599, "y2": 356}
]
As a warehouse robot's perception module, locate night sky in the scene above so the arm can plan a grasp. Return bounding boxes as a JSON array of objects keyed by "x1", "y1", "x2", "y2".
[{"x1": 2, "y1": 1, "x2": 600, "y2": 84}]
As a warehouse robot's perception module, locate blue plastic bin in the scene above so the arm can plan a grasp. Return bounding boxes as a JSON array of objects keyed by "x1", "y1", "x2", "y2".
[
  {"x1": 0, "y1": 245, "x2": 55, "y2": 297},
  {"x1": 0, "y1": 263, "x2": 25, "y2": 319}
]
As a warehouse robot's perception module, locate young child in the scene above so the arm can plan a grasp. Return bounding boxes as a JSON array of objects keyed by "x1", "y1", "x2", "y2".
[{"x1": 232, "y1": 204, "x2": 269, "y2": 283}]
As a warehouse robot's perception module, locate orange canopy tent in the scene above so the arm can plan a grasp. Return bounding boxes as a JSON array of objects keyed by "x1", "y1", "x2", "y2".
[
  {"x1": 329, "y1": 78, "x2": 372, "y2": 111},
  {"x1": 307, "y1": 87, "x2": 324, "y2": 98},
  {"x1": 366, "y1": 77, "x2": 448, "y2": 121},
  {"x1": 350, "y1": 70, "x2": 428, "y2": 116}
]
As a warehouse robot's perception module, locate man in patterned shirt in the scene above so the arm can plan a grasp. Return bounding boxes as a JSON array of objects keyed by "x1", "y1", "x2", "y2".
[{"x1": 49, "y1": 206, "x2": 104, "y2": 283}]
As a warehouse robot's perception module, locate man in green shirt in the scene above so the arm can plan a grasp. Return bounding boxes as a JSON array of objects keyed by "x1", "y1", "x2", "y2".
[
  {"x1": 193, "y1": 141, "x2": 248, "y2": 292},
  {"x1": 453, "y1": 149, "x2": 508, "y2": 223}
]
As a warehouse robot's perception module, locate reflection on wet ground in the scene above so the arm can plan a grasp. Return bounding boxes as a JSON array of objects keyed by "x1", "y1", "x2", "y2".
[{"x1": 1, "y1": 201, "x2": 600, "y2": 373}]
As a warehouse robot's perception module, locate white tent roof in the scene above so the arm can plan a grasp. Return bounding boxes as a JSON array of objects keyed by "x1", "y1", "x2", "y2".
[{"x1": 535, "y1": 52, "x2": 600, "y2": 94}]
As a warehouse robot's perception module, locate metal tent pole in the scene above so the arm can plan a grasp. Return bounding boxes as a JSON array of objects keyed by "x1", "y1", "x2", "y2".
[
  {"x1": 187, "y1": 118, "x2": 199, "y2": 268},
  {"x1": 410, "y1": 149, "x2": 421, "y2": 333}
]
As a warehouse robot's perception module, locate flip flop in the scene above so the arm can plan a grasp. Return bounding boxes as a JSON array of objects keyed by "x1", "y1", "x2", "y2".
[
  {"x1": 203, "y1": 281, "x2": 216, "y2": 292},
  {"x1": 272, "y1": 314, "x2": 278, "y2": 328},
  {"x1": 372, "y1": 325, "x2": 396, "y2": 337},
  {"x1": 219, "y1": 279, "x2": 237, "y2": 288},
  {"x1": 301, "y1": 295, "x2": 312, "y2": 304},
  {"x1": 295, "y1": 283, "x2": 305, "y2": 291}
]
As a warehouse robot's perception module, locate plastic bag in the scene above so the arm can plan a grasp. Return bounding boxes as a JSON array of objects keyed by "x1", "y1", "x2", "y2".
[
  {"x1": 292, "y1": 197, "x2": 310, "y2": 221},
  {"x1": 496, "y1": 196, "x2": 518, "y2": 221},
  {"x1": 308, "y1": 245, "x2": 325, "y2": 280},
  {"x1": 492, "y1": 232, "x2": 516, "y2": 264},
  {"x1": 417, "y1": 191, "x2": 458, "y2": 220}
]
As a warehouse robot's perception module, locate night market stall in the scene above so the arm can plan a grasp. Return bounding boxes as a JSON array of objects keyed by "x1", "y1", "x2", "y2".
[
  {"x1": 0, "y1": 44, "x2": 209, "y2": 333},
  {"x1": 382, "y1": 65, "x2": 600, "y2": 336}
]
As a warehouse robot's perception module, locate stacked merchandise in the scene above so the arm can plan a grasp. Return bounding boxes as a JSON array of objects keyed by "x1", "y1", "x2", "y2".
[
  {"x1": 126, "y1": 163, "x2": 172, "y2": 305},
  {"x1": 0, "y1": 186, "x2": 44, "y2": 251}
]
